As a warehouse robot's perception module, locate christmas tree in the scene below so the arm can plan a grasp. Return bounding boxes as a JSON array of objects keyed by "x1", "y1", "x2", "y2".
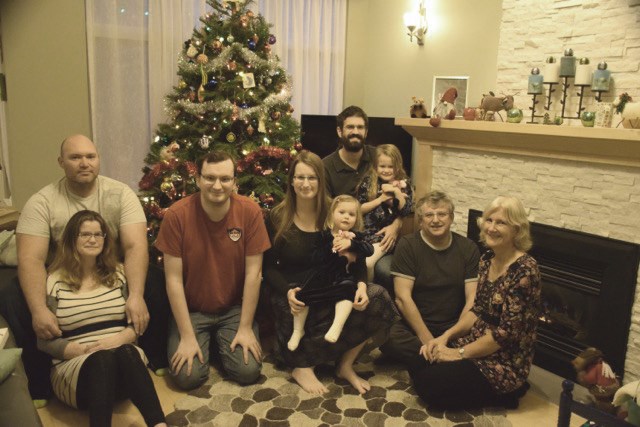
[{"x1": 138, "y1": 0, "x2": 302, "y2": 253}]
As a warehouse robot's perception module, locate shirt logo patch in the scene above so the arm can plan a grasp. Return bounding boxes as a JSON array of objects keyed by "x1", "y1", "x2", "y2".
[{"x1": 228, "y1": 228, "x2": 242, "y2": 242}]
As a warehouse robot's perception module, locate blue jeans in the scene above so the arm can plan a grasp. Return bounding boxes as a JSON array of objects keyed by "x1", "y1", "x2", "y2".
[{"x1": 167, "y1": 306, "x2": 261, "y2": 390}]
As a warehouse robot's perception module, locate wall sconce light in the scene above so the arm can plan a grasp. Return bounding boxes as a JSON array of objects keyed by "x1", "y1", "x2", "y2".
[{"x1": 404, "y1": 1, "x2": 427, "y2": 46}]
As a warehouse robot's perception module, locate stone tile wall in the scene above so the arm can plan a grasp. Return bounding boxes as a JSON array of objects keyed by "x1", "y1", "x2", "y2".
[{"x1": 496, "y1": 0, "x2": 639, "y2": 125}]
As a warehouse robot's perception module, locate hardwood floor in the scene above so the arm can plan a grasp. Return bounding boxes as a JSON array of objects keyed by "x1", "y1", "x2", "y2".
[{"x1": 36, "y1": 368, "x2": 587, "y2": 427}]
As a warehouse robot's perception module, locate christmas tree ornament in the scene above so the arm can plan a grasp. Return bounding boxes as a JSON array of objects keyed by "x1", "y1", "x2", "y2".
[
  {"x1": 204, "y1": 78, "x2": 218, "y2": 90},
  {"x1": 247, "y1": 40, "x2": 256, "y2": 50},
  {"x1": 247, "y1": 124, "x2": 254, "y2": 135},
  {"x1": 287, "y1": 104, "x2": 295, "y2": 115},
  {"x1": 188, "y1": 90, "x2": 196, "y2": 102},
  {"x1": 246, "y1": 10, "x2": 254, "y2": 18},
  {"x1": 252, "y1": 34, "x2": 259, "y2": 43},
  {"x1": 240, "y1": 15, "x2": 248, "y2": 27},
  {"x1": 171, "y1": 173, "x2": 183, "y2": 185},
  {"x1": 240, "y1": 102, "x2": 249, "y2": 109},
  {"x1": 241, "y1": 72, "x2": 255, "y2": 88},
  {"x1": 254, "y1": 164, "x2": 263, "y2": 174},
  {"x1": 199, "y1": 135, "x2": 212, "y2": 149},
  {"x1": 290, "y1": 148, "x2": 298, "y2": 156},
  {"x1": 226, "y1": 132, "x2": 237, "y2": 143},
  {"x1": 196, "y1": 53, "x2": 209, "y2": 64},
  {"x1": 228, "y1": 60, "x2": 237, "y2": 71},
  {"x1": 160, "y1": 180, "x2": 174, "y2": 193},
  {"x1": 258, "y1": 116, "x2": 267, "y2": 133},
  {"x1": 211, "y1": 40, "x2": 223, "y2": 51},
  {"x1": 186, "y1": 45, "x2": 198, "y2": 58},
  {"x1": 294, "y1": 142, "x2": 302, "y2": 151},
  {"x1": 178, "y1": 80, "x2": 187, "y2": 89},
  {"x1": 226, "y1": 35, "x2": 235, "y2": 43},
  {"x1": 268, "y1": 34, "x2": 276, "y2": 44},
  {"x1": 271, "y1": 111, "x2": 281, "y2": 120},
  {"x1": 231, "y1": 104, "x2": 240, "y2": 120},
  {"x1": 197, "y1": 84, "x2": 205, "y2": 102},
  {"x1": 264, "y1": 44, "x2": 271, "y2": 54},
  {"x1": 265, "y1": 77, "x2": 272, "y2": 85}
]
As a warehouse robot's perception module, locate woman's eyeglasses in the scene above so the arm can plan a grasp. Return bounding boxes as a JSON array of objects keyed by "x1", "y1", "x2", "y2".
[{"x1": 78, "y1": 232, "x2": 106, "y2": 241}]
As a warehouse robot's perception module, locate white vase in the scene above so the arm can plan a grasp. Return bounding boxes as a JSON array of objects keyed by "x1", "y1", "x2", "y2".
[{"x1": 594, "y1": 102, "x2": 613, "y2": 128}]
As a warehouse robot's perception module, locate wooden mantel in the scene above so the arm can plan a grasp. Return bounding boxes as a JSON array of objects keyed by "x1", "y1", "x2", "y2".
[{"x1": 395, "y1": 118, "x2": 640, "y2": 198}]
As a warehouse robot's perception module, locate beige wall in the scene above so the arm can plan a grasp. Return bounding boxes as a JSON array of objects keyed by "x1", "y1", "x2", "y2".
[
  {"x1": 0, "y1": 0, "x2": 91, "y2": 209},
  {"x1": 1, "y1": 0, "x2": 502, "y2": 207},
  {"x1": 344, "y1": 0, "x2": 503, "y2": 117}
]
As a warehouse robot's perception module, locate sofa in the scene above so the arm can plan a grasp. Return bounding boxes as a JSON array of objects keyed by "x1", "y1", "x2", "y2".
[{"x1": 0, "y1": 266, "x2": 43, "y2": 426}]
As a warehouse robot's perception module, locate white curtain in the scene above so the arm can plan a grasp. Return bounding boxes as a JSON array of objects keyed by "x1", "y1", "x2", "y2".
[
  {"x1": 256, "y1": 0, "x2": 347, "y2": 118},
  {"x1": 86, "y1": 0, "x2": 346, "y2": 188}
]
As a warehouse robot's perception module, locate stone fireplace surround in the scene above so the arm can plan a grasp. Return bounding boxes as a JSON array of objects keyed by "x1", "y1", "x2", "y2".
[{"x1": 397, "y1": 118, "x2": 640, "y2": 383}]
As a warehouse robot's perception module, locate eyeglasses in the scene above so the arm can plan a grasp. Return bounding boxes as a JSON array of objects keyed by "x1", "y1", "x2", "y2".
[
  {"x1": 200, "y1": 175, "x2": 234, "y2": 185},
  {"x1": 422, "y1": 212, "x2": 450, "y2": 220},
  {"x1": 78, "y1": 232, "x2": 106, "y2": 240},
  {"x1": 293, "y1": 175, "x2": 319, "y2": 183}
]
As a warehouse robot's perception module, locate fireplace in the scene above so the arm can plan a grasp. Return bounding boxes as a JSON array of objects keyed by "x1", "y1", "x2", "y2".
[{"x1": 467, "y1": 209, "x2": 640, "y2": 380}]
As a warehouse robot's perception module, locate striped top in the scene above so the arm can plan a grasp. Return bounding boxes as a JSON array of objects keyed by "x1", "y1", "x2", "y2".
[{"x1": 40, "y1": 267, "x2": 145, "y2": 408}]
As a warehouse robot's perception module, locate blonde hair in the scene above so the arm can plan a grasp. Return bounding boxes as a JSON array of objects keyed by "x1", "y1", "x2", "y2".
[
  {"x1": 325, "y1": 195, "x2": 364, "y2": 231},
  {"x1": 415, "y1": 191, "x2": 455, "y2": 220},
  {"x1": 48, "y1": 210, "x2": 120, "y2": 290},
  {"x1": 270, "y1": 150, "x2": 331, "y2": 244},
  {"x1": 364, "y1": 144, "x2": 408, "y2": 201},
  {"x1": 478, "y1": 196, "x2": 533, "y2": 252}
]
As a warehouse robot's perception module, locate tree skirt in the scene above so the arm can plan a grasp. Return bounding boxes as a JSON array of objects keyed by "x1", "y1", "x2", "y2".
[{"x1": 166, "y1": 351, "x2": 512, "y2": 427}]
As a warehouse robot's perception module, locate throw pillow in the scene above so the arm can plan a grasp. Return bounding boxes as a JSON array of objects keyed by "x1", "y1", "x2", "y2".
[{"x1": 0, "y1": 348, "x2": 22, "y2": 383}]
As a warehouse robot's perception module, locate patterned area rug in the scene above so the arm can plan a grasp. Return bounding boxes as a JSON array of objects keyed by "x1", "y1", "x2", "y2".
[{"x1": 165, "y1": 350, "x2": 512, "y2": 427}]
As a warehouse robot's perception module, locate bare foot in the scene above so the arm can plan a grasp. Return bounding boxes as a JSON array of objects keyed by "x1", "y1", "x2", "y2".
[
  {"x1": 336, "y1": 363, "x2": 370, "y2": 394},
  {"x1": 292, "y1": 367, "x2": 329, "y2": 395}
]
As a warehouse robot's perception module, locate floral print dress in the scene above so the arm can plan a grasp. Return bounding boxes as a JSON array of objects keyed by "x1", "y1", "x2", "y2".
[
  {"x1": 453, "y1": 251, "x2": 541, "y2": 394},
  {"x1": 355, "y1": 176, "x2": 413, "y2": 244}
]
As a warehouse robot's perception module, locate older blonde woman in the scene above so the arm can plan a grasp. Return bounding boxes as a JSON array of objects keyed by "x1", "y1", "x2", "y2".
[{"x1": 410, "y1": 196, "x2": 541, "y2": 410}]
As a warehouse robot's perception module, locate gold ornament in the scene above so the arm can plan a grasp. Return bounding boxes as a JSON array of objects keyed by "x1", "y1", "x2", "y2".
[
  {"x1": 186, "y1": 45, "x2": 198, "y2": 58},
  {"x1": 160, "y1": 180, "x2": 174, "y2": 193},
  {"x1": 196, "y1": 53, "x2": 209, "y2": 64},
  {"x1": 178, "y1": 80, "x2": 187, "y2": 89},
  {"x1": 226, "y1": 132, "x2": 237, "y2": 143},
  {"x1": 247, "y1": 124, "x2": 254, "y2": 135}
]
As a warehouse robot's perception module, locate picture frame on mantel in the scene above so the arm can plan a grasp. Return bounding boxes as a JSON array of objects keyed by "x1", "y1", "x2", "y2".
[{"x1": 432, "y1": 76, "x2": 469, "y2": 117}]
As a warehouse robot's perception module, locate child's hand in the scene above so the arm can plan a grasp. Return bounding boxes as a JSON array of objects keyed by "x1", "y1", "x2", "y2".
[
  {"x1": 287, "y1": 287, "x2": 305, "y2": 314},
  {"x1": 353, "y1": 282, "x2": 369, "y2": 311},
  {"x1": 333, "y1": 236, "x2": 352, "y2": 253}
]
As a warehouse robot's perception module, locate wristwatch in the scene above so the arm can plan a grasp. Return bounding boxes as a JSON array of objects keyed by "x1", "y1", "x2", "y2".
[{"x1": 458, "y1": 347, "x2": 465, "y2": 359}]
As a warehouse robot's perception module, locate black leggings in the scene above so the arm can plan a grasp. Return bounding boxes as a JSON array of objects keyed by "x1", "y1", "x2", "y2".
[
  {"x1": 76, "y1": 345, "x2": 165, "y2": 427},
  {"x1": 408, "y1": 358, "x2": 528, "y2": 410}
]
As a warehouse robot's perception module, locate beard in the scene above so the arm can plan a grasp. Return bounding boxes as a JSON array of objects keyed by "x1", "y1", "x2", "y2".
[{"x1": 340, "y1": 134, "x2": 365, "y2": 152}]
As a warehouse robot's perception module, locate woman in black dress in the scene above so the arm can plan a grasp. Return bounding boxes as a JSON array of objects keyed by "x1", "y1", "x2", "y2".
[{"x1": 263, "y1": 150, "x2": 398, "y2": 394}]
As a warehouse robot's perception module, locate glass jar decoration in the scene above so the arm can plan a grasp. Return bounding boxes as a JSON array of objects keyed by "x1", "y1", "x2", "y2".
[
  {"x1": 560, "y1": 48, "x2": 576, "y2": 77},
  {"x1": 591, "y1": 61, "x2": 611, "y2": 92},
  {"x1": 580, "y1": 111, "x2": 596, "y2": 127},
  {"x1": 528, "y1": 67, "x2": 544, "y2": 95}
]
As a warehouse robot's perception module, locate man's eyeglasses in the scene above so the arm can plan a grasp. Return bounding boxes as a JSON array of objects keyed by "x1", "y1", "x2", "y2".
[
  {"x1": 293, "y1": 175, "x2": 319, "y2": 183},
  {"x1": 423, "y1": 212, "x2": 450, "y2": 220},
  {"x1": 200, "y1": 175, "x2": 234, "y2": 185},
  {"x1": 78, "y1": 232, "x2": 106, "y2": 240}
]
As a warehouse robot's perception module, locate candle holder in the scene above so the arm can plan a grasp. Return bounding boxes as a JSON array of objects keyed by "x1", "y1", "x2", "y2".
[
  {"x1": 593, "y1": 90, "x2": 606, "y2": 102},
  {"x1": 543, "y1": 82, "x2": 557, "y2": 111},
  {"x1": 527, "y1": 93, "x2": 543, "y2": 124}
]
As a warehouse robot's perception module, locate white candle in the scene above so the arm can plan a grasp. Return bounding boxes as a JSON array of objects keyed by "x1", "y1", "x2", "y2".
[
  {"x1": 543, "y1": 62, "x2": 560, "y2": 83},
  {"x1": 574, "y1": 58, "x2": 592, "y2": 86}
]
